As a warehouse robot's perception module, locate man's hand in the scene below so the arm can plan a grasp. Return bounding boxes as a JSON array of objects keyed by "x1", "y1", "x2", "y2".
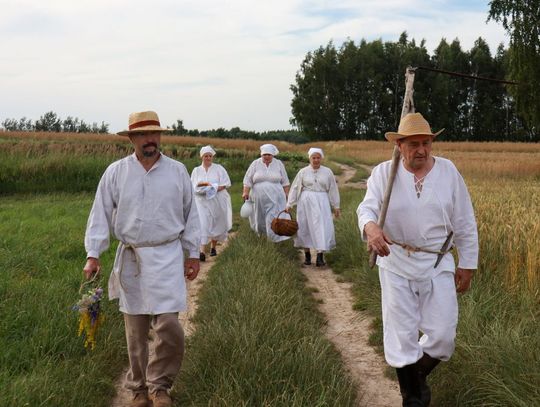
[
  {"x1": 184, "y1": 258, "x2": 200, "y2": 281},
  {"x1": 83, "y1": 257, "x2": 101, "y2": 280},
  {"x1": 455, "y1": 268, "x2": 474, "y2": 293},
  {"x1": 364, "y1": 221, "x2": 392, "y2": 257},
  {"x1": 334, "y1": 208, "x2": 341, "y2": 218}
]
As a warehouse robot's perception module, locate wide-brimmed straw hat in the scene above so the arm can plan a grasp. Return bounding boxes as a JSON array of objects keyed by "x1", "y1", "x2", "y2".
[
  {"x1": 384, "y1": 113, "x2": 444, "y2": 142},
  {"x1": 117, "y1": 111, "x2": 171, "y2": 136}
]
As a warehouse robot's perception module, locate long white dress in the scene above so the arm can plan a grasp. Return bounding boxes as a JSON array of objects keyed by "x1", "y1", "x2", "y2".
[
  {"x1": 191, "y1": 163, "x2": 233, "y2": 245},
  {"x1": 287, "y1": 165, "x2": 340, "y2": 251},
  {"x1": 243, "y1": 158, "x2": 290, "y2": 242},
  {"x1": 85, "y1": 153, "x2": 200, "y2": 315}
]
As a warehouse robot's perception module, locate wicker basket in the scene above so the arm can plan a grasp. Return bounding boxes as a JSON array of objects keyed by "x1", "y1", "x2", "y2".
[{"x1": 271, "y1": 210, "x2": 298, "y2": 236}]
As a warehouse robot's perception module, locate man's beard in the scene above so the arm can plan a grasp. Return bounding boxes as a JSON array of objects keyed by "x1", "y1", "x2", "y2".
[{"x1": 142, "y1": 142, "x2": 159, "y2": 157}]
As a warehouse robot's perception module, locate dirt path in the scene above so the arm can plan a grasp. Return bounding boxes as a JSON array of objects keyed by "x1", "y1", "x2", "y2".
[
  {"x1": 111, "y1": 241, "x2": 227, "y2": 407},
  {"x1": 336, "y1": 163, "x2": 371, "y2": 189},
  {"x1": 302, "y1": 264, "x2": 401, "y2": 406},
  {"x1": 300, "y1": 162, "x2": 401, "y2": 406}
]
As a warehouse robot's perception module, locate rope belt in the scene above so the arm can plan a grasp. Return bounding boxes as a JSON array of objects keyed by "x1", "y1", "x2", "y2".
[
  {"x1": 391, "y1": 240, "x2": 453, "y2": 257},
  {"x1": 117, "y1": 237, "x2": 179, "y2": 291}
]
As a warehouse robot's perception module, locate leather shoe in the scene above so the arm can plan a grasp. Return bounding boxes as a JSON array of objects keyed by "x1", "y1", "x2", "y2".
[
  {"x1": 130, "y1": 392, "x2": 149, "y2": 407},
  {"x1": 304, "y1": 251, "x2": 311, "y2": 265},
  {"x1": 150, "y1": 390, "x2": 172, "y2": 407}
]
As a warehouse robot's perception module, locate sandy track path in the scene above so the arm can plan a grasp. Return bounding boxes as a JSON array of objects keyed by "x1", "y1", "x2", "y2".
[
  {"x1": 299, "y1": 162, "x2": 401, "y2": 406},
  {"x1": 301, "y1": 264, "x2": 401, "y2": 406},
  {"x1": 111, "y1": 241, "x2": 228, "y2": 407}
]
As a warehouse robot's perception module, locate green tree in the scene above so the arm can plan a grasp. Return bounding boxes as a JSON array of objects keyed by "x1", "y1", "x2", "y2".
[
  {"x1": 171, "y1": 119, "x2": 186, "y2": 135},
  {"x1": 35, "y1": 111, "x2": 61, "y2": 132},
  {"x1": 489, "y1": 0, "x2": 540, "y2": 133},
  {"x1": 290, "y1": 42, "x2": 343, "y2": 140}
]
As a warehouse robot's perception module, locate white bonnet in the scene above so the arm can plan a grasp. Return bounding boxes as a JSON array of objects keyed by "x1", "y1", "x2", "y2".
[
  {"x1": 308, "y1": 147, "x2": 324, "y2": 158},
  {"x1": 200, "y1": 145, "x2": 216, "y2": 157},
  {"x1": 260, "y1": 144, "x2": 279, "y2": 156}
]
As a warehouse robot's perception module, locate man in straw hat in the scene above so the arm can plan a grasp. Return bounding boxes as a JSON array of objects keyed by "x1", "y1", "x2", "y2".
[
  {"x1": 357, "y1": 112, "x2": 478, "y2": 406},
  {"x1": 82, "y1": 111, "x2": 201, "y2": 407}
]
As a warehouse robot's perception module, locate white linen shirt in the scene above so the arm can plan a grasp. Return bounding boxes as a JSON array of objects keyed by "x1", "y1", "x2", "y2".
[
  {"x1": 84, "y1": 153, "x2": 200, "y2": 313},
  {"x1": 242, "y1": 158, "x2": 289, "y2": 187},
  {"x1": 191, "y1": 163, "x2": 231, "y2": 190},
  {"x1": 357, "y1": 157, "x2": 478, "y2": 281},
  {"x1": 287, "y1": 165, "x2": 340, "y2": 208}
]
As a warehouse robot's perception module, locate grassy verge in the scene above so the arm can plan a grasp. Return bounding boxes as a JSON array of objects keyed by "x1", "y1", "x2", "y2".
[
  {"x1": 174, "y1": 224, "x2": 356, "y2": 406},
  {"x1": 328, "y1": 188, "x2": 540, "y2": 406},
  {"x1": 0, "y1": 193, "x2": 125, "y2": 406}
]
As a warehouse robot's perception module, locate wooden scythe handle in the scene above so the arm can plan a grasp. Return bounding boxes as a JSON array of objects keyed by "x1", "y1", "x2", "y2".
[{"x1": 369, "y1": 67, "x2": 416, "y2": 268}]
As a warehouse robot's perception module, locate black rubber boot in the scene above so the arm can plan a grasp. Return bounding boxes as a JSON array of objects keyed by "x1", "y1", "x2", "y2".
[
  {"x1": 396, "y1": 365, "x2": 424, "y2": 407},
  {"x1": 304, "y1": 250, "x2": 311, "y2": 265},
  {"x1": 415, "y1": 353, "x2": 441, "y2": 406},
  {"x1": 210, "y1": 247, "x2": 217, "y2": 257},
  {"x1": 315, "y1": 252, "x2": 326, "y2": 267}
]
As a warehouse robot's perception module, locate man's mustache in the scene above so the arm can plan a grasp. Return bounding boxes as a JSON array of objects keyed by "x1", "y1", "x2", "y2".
[{"x1": 143, "y1": 142, "x2": 158, "y2": 149}]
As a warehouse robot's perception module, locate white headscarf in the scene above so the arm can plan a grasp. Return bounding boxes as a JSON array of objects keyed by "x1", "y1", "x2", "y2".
[
  {"x1": 308, "y1": 147, "x2": 324, "y2": 158},
  {"x1": 200, "y1": 145, "x2": 216, "y2": 157},
  {"x1": 260, "y1": 144, "x2": 279, "y2": 156}
]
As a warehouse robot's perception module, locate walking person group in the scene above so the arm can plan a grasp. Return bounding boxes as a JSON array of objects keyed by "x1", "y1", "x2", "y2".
[{"x1": 82, "y1": 110, "x2": 477, "y2": 407}]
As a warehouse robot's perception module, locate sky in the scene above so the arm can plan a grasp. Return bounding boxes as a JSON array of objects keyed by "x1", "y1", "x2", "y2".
[{"x1": 0, "y1": 0, "x2": 508, "y2": 133}]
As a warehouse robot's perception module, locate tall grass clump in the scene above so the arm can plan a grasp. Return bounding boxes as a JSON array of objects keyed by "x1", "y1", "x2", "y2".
[
  {"x1": 174, "y1": 224, "x2": 356, "y2": 406},
  {"x1": 0, "y1": 194, "x2": 125, "y2": 406}
]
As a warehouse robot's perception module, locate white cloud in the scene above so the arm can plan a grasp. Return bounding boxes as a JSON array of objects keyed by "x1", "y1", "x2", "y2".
[{"x1": 0, "y1": 0, "x2": 507, "y2": 131}]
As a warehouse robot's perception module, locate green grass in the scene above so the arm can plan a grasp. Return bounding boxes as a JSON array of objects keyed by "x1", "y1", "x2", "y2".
[
  {"x1": 174, "y1": 224, "x2": 356, "y2": 406},
  {"x1": 327, "y1": 188, "x2": 540, "y2": 406},
  {"x1": 0, "y1": 193, "x2": 125, "y2": 407}
]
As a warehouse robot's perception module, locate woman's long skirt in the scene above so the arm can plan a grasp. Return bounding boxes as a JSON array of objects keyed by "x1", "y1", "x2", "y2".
[
  {"x1": 294, "y1": 190, "x2": 335, "y2": 251},
  {"x1": 249, "y1": 181, "x2": 290, "y2": 242},
  {"x1": 194, "y1": 190, "x2": 232, "y2": 245}
]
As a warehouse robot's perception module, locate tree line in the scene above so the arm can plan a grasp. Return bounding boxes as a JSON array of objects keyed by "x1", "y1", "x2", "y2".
[
  {"x1": 1, "y1": 111, "x2": 109, "y2": 134},
  {"x1": 290, "y1": 32, "x2": 537, "y2": 142},
  {"x1": 169, "y1": 120, "x2": 307, "y2": 143}
]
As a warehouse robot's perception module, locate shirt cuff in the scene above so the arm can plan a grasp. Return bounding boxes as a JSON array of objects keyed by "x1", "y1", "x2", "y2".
[{"x1": 87, "y1": 250, "x2": 100, "y2": 259}]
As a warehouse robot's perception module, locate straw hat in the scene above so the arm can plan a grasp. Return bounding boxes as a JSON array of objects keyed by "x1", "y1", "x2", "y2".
[
  {"x1": 384, "y1": 113, "x2": 444, "y2": 142},
  {"x1": 117, "y1": 111, "x2": 170, "y2": 136}
]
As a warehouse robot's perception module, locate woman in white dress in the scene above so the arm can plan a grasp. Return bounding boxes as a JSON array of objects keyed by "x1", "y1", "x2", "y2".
[
  {"x1": 242, "y1": 144, "x2": 291, "y2": 242},
  {"x1": 286, "y1": 148, "x2": 340, "y2": 266},
  {"x1": 191, "y1": 145, "x2": 233, "y2": 261}
]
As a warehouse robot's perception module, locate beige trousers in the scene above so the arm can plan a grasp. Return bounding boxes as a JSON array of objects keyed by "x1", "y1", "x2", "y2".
[{"x1": 123, "y1": 313, "x2": 185, "y2": 394}]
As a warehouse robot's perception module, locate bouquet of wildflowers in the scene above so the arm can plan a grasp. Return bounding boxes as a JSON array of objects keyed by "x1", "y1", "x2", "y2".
[{"x1": 73, "y1": 281, "x2": 105, "y2": 350}]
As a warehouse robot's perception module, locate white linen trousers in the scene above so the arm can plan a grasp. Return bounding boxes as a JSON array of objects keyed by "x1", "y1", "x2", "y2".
[{"x1": 379, "y1": 267, "x2": 458, "y2": 367}]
